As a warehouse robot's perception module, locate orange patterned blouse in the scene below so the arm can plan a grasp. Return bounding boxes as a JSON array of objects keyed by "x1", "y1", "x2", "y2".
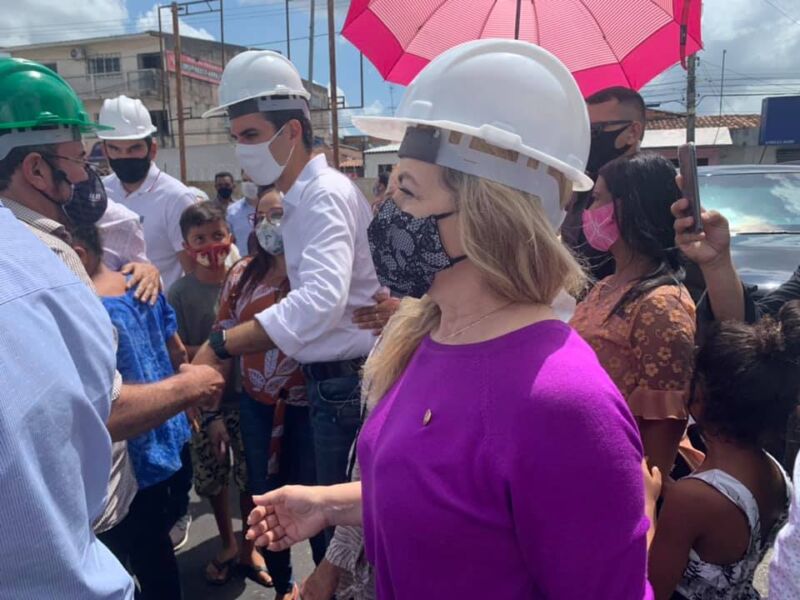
[
  {"x1": 569, "y1": 278, "x2": 696, "y2": 421},
  {"x1": 214, "y1": 258, "x2": 307, "y2": 406}
]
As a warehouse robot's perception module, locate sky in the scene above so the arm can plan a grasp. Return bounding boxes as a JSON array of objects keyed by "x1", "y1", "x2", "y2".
[{"x1": 2, "y1": 0, "x2": 799, "y2": 135}]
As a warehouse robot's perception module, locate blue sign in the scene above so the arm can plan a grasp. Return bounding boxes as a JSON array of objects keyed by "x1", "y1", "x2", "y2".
[{"x1": 760, "y1": 96, "x2": 800, "y2": 146}]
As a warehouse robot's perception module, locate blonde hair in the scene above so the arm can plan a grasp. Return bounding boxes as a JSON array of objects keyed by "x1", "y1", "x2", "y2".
[{"x1": 364, "y1": 166, "x2": 586, "y2": 405}]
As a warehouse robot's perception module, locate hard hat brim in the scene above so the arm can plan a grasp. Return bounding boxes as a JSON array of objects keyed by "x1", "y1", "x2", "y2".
[
  {"x1": 202, "y1": 88, "x2": 312, "y2": 119},
  {"x1": 354, "y1": 115, "x2": 594, "y2": 192},
  {"x1": 97, "y1": 125, "x2": 158, "y2": 141}
]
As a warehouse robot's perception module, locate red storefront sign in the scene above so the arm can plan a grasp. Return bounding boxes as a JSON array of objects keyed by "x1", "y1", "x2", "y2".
[{"x1": 165, "y1": 51, "x2": 222, "y2": 85}]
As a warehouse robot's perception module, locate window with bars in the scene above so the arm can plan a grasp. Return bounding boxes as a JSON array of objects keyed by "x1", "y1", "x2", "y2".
[
  {"x1": 88, "y1": 55, "x2": 121, "y2": 75},
  {"x1": 138, "y1": 53, "x2": 162, "y2": 70}
]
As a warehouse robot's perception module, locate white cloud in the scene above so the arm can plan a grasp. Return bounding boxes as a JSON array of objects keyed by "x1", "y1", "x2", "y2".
[
  {"x1": 340, "y1": 99, "x2": 387, "y2": 135},
  {"x1": 642, "y1": 0, "x2": 800, "y2": 115},
  {"x1": 2, "y1": 0, "x2": 128, "y2": 47},
  {"x1": 136, "y1": 4, "x2": 215, "y2": 41}
]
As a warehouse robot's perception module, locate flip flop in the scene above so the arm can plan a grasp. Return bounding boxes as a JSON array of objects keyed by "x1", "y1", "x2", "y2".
[
  {"x1": 238, "y1": 563, "x2": 274, "y2": 588},
  {"x1": 205, "y1": 557, "x2": 237, "y2": 586}
]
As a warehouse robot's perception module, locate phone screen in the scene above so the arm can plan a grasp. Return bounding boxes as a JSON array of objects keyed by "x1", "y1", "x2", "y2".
[{"x1": 677, "y1": 143, "x2": 703, "y2": 233}]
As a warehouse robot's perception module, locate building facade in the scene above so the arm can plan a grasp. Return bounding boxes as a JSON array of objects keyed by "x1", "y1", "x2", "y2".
[{"x1": 6, "y1": 31, "x2": 332, "y2": 154}]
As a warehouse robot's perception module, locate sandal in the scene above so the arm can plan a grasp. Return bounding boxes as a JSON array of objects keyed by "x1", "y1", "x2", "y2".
[
  {"x1": 204, "y1": 557, "x2": 237, "y2": 586},
  {"x1": 238, "y1": 562, "x2": 274, "y2": 588}
]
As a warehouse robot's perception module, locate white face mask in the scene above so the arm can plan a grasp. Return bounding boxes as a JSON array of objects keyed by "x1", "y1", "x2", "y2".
[
  {"x1": 241, "y1": 181, "x2": 258, "y2": 200},
  {"x1": 236, "y1": 124, "x2": 294, "y2": 186}
]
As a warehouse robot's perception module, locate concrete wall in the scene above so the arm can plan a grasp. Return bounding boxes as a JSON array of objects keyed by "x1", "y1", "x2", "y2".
[
  {"x1": 155, "y1": 143, "x2": 238, "y2": 183},
  {"x1": 718, "y1": 128, "x2": 778, "y2": 164},
  {"x1": 364, "y1": 151, "x2": 400, "y2": 178}
]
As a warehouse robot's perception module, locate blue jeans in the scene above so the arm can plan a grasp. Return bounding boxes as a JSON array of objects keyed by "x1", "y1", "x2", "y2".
[
  {"x1": 238, "y1": 393, "x2": 326, "y2": 593},
  {"x1": 306, "y1": 372, "x2": 362, "y2": 545}
]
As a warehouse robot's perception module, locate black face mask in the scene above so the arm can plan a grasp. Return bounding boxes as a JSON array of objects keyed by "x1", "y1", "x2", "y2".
[
  {"x1": 586, "y1": 127, "x2": 633, "y2": 176},
  {"x1": 367, "y1": 198, "x2": 465, "y2": 298},
  {"x1": 64, "y1": 167, "x2": 108, "y2": 225},
  {"x1": 217, "y1": 186, "x2": 233, "y2": 200},
  {"x1": 109, "y1": 156, "x2": 151, "y2": 184}
]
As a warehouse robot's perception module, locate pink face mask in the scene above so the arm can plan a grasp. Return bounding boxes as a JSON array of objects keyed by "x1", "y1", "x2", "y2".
[{"x1": 582, "y1": 202, "x2": 620, "y2": 252}]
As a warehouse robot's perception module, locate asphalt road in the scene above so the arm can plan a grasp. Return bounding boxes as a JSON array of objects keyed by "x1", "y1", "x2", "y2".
[{"x1": 176, "y1": 488, "x2": 315, "y2": 599}]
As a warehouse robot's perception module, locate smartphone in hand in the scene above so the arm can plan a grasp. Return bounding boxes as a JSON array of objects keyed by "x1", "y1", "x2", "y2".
[{"x1": 677, "y1": 143, "x2": 703, "y2": 233}]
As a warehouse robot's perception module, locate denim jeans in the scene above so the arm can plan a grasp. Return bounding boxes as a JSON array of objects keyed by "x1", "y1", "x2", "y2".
[
  {"x1": 239, "y1": 393, "x2": 326, "y2": 593},
  {"x1": 306, "y1": 372, "x2": 362, "y2": 545}
]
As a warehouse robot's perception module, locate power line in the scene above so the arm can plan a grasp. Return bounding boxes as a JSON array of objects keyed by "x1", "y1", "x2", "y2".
[{"x1": 761, "y1": 0, "x2": 800, "y2": 27}]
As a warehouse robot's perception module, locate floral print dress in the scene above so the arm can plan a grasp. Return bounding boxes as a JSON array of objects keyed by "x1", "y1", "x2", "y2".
[
  {"x1": 570, "y1": 278, "x2": 696, "y2": 421},
  {"x1": 674, "y1": 456, "x2": 792, "y2": 600}
]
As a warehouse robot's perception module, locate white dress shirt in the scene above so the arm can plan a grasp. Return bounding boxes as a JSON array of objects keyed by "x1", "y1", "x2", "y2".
[
  {"x1": 97, "y1": 197, "x2": 149, "y2": 270},
  {"x1": 256, "y1": 154, "x2": 381, "y2": 363},
  {"x1": 227, "y1": 196, "x2": 257, "y2": 256},
  {"x1": 104, "y1": 164, "x2": 196, "y2": 289}
]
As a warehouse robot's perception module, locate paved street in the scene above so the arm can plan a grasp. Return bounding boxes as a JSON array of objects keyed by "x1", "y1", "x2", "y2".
[{"x1": 176, "y1": 488, "x2": 315, "y2": 599}]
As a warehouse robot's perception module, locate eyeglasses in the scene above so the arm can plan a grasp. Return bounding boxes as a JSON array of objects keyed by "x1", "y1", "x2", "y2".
[
  {"x1": 589, "y1": 120, "x2": 633, "y2": 137},
  {"x1": 247, "y1": 210, "x2": 283, "y2": 226},
  {"x1": 43, "y1": 152, "x2": 101, "y2": 173}
]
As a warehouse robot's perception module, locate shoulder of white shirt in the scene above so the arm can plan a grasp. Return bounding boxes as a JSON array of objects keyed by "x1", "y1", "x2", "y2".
[{"x1": 98, "y1": 198, "x2": 142, "y2": 227}]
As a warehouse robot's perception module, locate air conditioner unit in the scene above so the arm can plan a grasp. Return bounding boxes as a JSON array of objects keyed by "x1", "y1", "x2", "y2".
[{"x1": 69, "y1": 47, "x2": 86, "y2": 60}]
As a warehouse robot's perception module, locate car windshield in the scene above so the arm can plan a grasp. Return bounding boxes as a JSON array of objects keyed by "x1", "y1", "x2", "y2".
[{"x1": 699, "y1": 171, "x2": 800, "y2": 233}]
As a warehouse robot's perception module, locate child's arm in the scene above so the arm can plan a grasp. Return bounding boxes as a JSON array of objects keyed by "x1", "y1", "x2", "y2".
[
  {"x1": 168, "y1": 333, "x2": 189, "y2": 372},
  {"x1": 642, "y1": 459, "x2": 662, "y2": 548},
  {"x1": 647, "y1": 480, "x2": 706, "y2": 600},
  {"x1": 184, "y1": 344, "x2": 202, "y2": 362}
]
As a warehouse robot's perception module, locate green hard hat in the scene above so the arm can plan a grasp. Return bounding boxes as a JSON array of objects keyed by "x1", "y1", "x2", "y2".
[{"x1": 0, "y1": 57, "x2": 111, "y2": 159}]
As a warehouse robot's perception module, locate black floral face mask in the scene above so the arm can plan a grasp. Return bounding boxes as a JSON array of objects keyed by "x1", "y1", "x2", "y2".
[{"x1": 367, "y1": 198, "x2": 465, "y2": 298}]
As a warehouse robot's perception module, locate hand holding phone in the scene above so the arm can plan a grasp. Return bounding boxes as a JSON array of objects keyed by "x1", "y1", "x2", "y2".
[{"x1": 677, "y1": 143, "x2": 703, "y2": 233}]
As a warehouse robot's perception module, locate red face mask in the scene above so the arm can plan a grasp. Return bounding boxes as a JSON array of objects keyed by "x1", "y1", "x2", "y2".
[{"x1": 188, "y1": 241, "x2": 231, "y2": 268}]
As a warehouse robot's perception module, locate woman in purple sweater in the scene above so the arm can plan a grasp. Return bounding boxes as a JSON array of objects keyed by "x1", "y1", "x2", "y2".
[{"x1": 246, "y1": 40, "x2": 653, "y2": 600}]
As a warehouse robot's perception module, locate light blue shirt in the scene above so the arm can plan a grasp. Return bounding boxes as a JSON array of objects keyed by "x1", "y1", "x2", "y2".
[
  {"x1": 227, "y1": 196, "x2": 256, "y2": 256},
  {"x1": 0, "y1": 203, "x2": 134, "y2": 599}
]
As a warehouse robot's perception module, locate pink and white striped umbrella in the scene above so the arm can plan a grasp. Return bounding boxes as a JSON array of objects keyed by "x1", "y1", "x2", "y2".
[{"x1": 343, "y1": 0, "x2": 702, "y2": 97}]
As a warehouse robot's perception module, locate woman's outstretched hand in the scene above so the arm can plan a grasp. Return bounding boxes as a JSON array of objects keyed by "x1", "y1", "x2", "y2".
[{"x1": 246, "y1": 485, "x2": 329, "y2": 552}]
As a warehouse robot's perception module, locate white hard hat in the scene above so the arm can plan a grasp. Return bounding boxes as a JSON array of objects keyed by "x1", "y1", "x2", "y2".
[
  {"x1": 97, "y1": 95, "x2": 157, "y2": 140},
  {"x1": 354, "y1": 39, "x2": 594, "y2": 201},
  {"x1": 202, "y1": 50, "x2": 310, "y2": 119}
]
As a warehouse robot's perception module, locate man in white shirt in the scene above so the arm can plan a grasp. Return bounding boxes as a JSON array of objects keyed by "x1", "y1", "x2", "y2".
[
  {"x1": 227, "y1": 170, "x2": 259, "y2": 256},
  {"x1": 197, "y1": 51, "x2": 381, "y2": 547},
  {"x1": 98, "y1": 95, "x2": 197, "y2": 290}
]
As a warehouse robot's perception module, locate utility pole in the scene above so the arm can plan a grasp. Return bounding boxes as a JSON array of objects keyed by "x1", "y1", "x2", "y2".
[
  {"x1": 285, "y1": 0, "x2": 291, "y2": 59},
  {"x1": 686, "y1": 53, "x2": 697, "y2": 143},
  {"x1": 219, "y1": 0, "x2": 225, "y2": 65},
  {"x1": 327, "y1": 0, "x2": 340, "y2": 168},
  {"x1": 157, "y1": 6, "x2": 169, "y2": 147},
  {"x1": 307, "y1": 0, "x2": 315, "y2": 95},
  {"x1": 718, "y1": 49, "x2": 727, "y2": 117},
  {"x1": 171, "y1": 2, "x2": 187, "y2": 183}
]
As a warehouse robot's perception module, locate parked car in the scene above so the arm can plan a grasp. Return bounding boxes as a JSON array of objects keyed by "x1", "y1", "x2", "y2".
[{"x1": 699, "y1": 164, "x2": 800, "y2": 294}]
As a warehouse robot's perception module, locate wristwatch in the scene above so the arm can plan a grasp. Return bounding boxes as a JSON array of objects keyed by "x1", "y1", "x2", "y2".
[{"x1": 208, "y1": 329, "x2": 233, "y2": 360}]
